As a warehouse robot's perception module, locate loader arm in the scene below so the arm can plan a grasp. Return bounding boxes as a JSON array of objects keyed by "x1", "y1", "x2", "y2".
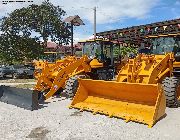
[
  {"x1": 117, "y1": 53, "x2": 173, "y2": 84},
  {"x1": 34, "y1": 56, "x2": 76, "y2": 79},
  {"x1": 34, "y1": 57, "x2": 77, "y2": 92},
  {"x1": 147, "y1": 54, "x2": 173, "y2": 84},
  {"x1": 35, "y1": 56, "x2": 91, "y2": 100},
  {"x1": 116, "y1": 54, "x2": 141, "y2": 82}
]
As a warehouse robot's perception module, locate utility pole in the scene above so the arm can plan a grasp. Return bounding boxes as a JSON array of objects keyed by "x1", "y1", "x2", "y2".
[
  {"x1": 94, "y1": 6, "x2": 96, "y2": 40},
  {"x1": 70, "y1": 22, "x2": 74, "y2": 55}
]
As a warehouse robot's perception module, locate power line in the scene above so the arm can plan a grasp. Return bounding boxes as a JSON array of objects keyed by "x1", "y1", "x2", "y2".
[
  {"x1": 58, "y1": 5, "x2": 93, "y2": 10},
  {"x1": 96, "y1": 9, "x2": 128, "y2": 22},
  {"x1": 60, "y1": 5, "x2": 126, "y2": 23}
]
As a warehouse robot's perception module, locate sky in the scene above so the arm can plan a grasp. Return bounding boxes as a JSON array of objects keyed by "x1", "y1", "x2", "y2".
[{"x1": 0, "y1": 0, "x2": 180, "y2": 43}]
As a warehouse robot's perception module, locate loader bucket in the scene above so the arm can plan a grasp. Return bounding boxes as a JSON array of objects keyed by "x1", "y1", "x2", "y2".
[
  {"x1": 0, "y1": 86, "x2": 39, "y2": 110},
  {"x1": 70, "y1": 79, "x2": 166, "y2": 128}
]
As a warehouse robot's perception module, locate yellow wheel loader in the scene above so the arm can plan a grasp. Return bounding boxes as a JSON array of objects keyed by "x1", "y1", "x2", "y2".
[
  {"x1": 70, "y1": 36, "x2": 180, "y2": 127},
  {"x1": 35, "y1": 39, "x2": 122, "y2": 102},
  {"x1": 0, "y1": 39, "x2": 121, "y2": 110}
]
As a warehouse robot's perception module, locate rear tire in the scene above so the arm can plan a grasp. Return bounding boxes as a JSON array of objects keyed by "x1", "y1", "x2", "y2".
[{"x1": 162, "y1": 77, "x2": 180, "y2": 107}]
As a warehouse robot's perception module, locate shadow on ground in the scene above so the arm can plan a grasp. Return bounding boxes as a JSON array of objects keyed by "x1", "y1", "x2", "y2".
[{"x1": 26, "y1": 126, "x2": 50, "y2": 140}]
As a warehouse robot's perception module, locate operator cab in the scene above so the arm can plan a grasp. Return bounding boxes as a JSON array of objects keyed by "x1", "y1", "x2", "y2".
[
  {"x1": 150, "y1": 37, "x2": 180, "y2": 61},
  {"x1": 79, "y1": 39, "x2": 121, "y2": 80},
  {"x1": 80, "y1": 39, "x2": 115, "y2": 66},
  {"x1": 138, "y1": 36, "x2": 180, "y2": 62}
]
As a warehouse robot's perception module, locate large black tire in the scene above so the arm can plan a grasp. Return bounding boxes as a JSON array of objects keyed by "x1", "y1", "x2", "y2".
[
  {"x1": 162, "y1": 77, "x2": 180, "y2": 107},
  {"x1": 63, "y1": 75, "x2": 87, "y2": 98},
  {"x1": 62, "y1": 76, "x2": 79, "y2": 98}
]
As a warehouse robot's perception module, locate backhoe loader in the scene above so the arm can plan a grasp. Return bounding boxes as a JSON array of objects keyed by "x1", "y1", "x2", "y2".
[{"x1": 70, "y1": 36, "x2": 180, "y2": 127}]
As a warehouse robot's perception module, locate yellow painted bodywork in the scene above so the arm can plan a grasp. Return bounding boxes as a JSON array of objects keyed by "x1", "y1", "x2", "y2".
[
  {"x1": 33, "y1": 60, "x2": 55, "y2": 79},
  {"x1": 70, "y1": 53, "x2": 173, "y2": 127},
  {"x1": 117, "y1": 53, "x2": 173, "y2": 84},
  {"x1": 34, "y1": 55, "x2": 91, "y2": 100},
  {"x1": 89, "y1": 59, "x2": 103, "y2": 68},
  {"x1": 33, "y1": 56, "x2": 76, "y2": 79},
  {"x1": 146, "y1": 33, "x2": 180, "y2": 38},
  {"x1": 34, "y1": 55, "x2": 103, "y2": 100},
  {"x1": 173, "y1": 61, "x2": 180, "y2": 68},
  {"x1": 70, "y1": 79, "x2": 166, "y2": 128}
]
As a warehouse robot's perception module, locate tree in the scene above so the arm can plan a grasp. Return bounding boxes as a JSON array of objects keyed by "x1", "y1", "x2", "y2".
[
  {"x1": 0, "y1": 34, "x2": 44, "y2": 64},
  {"x1": 120, "y1": 46, "x2": 138, "y2": 58},
  {"x1": 113, "y1": 44, "x2": 138, "y2": 59},
  {"x1": 0, "y1": 0, "x2": 71, "y2": 63}
]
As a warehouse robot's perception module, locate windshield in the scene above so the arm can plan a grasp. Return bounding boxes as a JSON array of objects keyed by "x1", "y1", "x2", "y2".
[
  {"x1": 82, "y1": 42, "x2": 101, "y2": 59},
  {"x1": 151, "y1": 37, "x2": 176, "y2": 54}
]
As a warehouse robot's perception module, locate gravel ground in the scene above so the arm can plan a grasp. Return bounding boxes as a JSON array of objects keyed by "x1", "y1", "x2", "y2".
[{"x1": 0, "y1": 97, "x2": 180, "y2": 140}]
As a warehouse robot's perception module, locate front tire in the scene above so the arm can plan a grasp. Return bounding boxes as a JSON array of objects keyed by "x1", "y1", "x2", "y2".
[
  {"x1": 162, "y1": 77, "x2": 180, "y2": 107},
  {"x1": 63, "y1": 75, "x2": 88, "y2": 98},
  {"x1": 62, "y1": 76, "x2": 79, "y2": 98}
]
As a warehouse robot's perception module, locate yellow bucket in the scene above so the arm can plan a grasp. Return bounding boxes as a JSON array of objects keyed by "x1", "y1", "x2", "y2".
[{"x1": 70, "y1": 79, "x2": 166, "y2": 128}]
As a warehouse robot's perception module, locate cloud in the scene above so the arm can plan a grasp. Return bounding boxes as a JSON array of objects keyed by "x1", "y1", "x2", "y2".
[
  {"x1": 175, "y1": 0, "x2": 180, "y2": 5},
  {"x1": 0, "y1": 0, "x2": 159, "y2": 23},
  {"x1": 49, "y1": 0, "x2": 159, "y2": 24},
  {"x1": 0, "y1": 0, "x2": 43, "y2": 17},
  {"x1": 0, "y1": 0, "x2": 160, "y2": 41},
  {"x1": 73, "y1": 32, "x2": 91, "y2": 43},
  {"x1": 0, "y1": 0, "x2": 160, "y2": 27}
]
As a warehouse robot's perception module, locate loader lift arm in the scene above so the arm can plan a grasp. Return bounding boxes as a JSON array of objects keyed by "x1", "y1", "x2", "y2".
[
  {"x1": 34, "y1": 56, "x2": 91, "y2": 101},
  {"x1": 117, "y1": 53, "x2": 173, "y2": 84}
]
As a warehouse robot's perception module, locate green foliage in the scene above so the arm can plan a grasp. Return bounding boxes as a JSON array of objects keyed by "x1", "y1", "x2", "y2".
[
  {"x1": 113, "y1": 46, "x2": 120, "y2": 57},
  {"x1": 0, "y1": 0, "x2": 70, "y2": 64},
  {"x1": 75, "y1": 51, "x2": 82, "y2": 57},
  {"x1": 0, "y1": 34, "x2": 44, "y2": 64},
  {"x1": 120, "y1": 46, "x2": 138, "y2": 58},
  {"x1": 113, "y1": 45, "x2": 138, "y2": 58}
]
